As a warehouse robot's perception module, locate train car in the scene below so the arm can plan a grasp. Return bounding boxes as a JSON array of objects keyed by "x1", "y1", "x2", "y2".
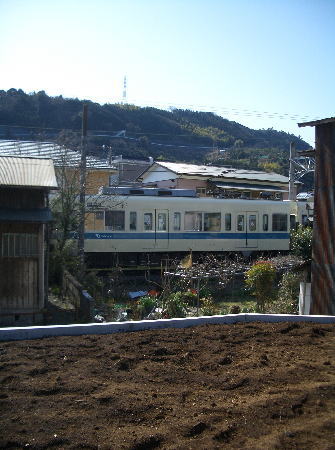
[{"x1": 84, "y1": 188, "x2": 294, "y2": 266}]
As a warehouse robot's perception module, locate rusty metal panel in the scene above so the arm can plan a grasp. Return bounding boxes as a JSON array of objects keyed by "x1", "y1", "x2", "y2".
[
  {"x1": 310, "y1": 122, "x2": 335, "y2": 315},
  {"x1": 0, "y1": 157, "x2": 57, "y2": 189}
]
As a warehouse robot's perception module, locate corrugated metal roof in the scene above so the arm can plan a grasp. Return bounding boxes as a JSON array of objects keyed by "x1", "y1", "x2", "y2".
[
  {"x1": 0, "y1": 140, "x2": 116, "y2": 170},
  {"x1": 298, "y1": 117, "x2": 335, "y2": 128},
  {"x1": 154, "y1": 161, "x2": 289, "y2": 184},
  {"x1": 0, "y1": 157, "x2": 58, "y2": 188},
  {"x1": 213, "y1": 181, "x2": 288, "y2": 192}
]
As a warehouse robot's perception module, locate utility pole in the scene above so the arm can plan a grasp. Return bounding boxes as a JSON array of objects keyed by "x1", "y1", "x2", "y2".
[
  {"x1": 78, "y1": 104, "x2": 88, "y2": 281},
  {"x1": 288, "y1": 141, "x2": 296, "y2": 200}
]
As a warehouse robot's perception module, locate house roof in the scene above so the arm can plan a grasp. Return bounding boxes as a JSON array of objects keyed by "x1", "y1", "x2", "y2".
[
  {"x1": 145, "y1": 161, "x2": 289, "y2": 184},
  {"x1": 0, "y1": 140, "x2": 116, "y2": 170},
  {"x1": 298, "y1": 117, "x2": 335, "y2": 128},
  {"x1": 0, "y1": 156, "x2": 58, "y2": 189}
]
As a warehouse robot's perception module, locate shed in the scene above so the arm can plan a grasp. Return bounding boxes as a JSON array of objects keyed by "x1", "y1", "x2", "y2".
[
  {"x1": 298, "y1": 117, "x2": 335, "y2": 315},
  {"x1": 0, "y1": 157, "x2": 58, "y2": 326}
]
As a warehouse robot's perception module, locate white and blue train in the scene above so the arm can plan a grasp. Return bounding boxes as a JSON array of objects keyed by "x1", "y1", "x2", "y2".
[{"x1": 83, "y1": 188, "x2": 304, "y2": 266}]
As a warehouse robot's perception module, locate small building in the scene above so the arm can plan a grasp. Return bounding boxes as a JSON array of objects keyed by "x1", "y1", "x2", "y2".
[
  {"x1": 0, "y1": 140, "x2": 118, "y2": 195},
  {"x1": 138, "y1": 161, "x2": 293, "y2": 200},
  {"x1": 0, "y1": 156, "x2": 58, "y2": 326},
  {"x1": 298, "y1": 117, "x2": 335, "y2": 315}
]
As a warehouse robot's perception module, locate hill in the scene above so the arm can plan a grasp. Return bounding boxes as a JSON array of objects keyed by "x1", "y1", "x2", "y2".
[{"x1": 0, "y1": 89, "x2": 311, "y2": 175}]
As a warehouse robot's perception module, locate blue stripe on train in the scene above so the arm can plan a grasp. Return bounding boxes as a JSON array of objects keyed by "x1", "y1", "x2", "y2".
[{"x1": 83, "y1": 232, "x2": 290, "y2": 240}]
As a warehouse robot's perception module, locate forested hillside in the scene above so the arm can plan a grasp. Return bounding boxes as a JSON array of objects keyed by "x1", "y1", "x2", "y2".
[{"x1": 0, "y1": 89, "x2": 311, "y2": 174}]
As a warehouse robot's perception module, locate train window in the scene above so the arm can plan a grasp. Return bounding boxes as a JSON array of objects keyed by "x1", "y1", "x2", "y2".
[
  {"x1": 290, "y1": 214, "x2": 296, "y2": 230},
  {"x1": 225, "y1": 213, "x2": 231, "y2": 231},
  {"x1": 157, "y1": 212, "x2": 167, "y2": 231},
  {"x1": 105, "y1": 211, "x2": 125, "y2": 231},
  {"x1": 173, "y1": 212, "x2": 181, "y2": 231},
  {"x1": 184, "y1": 212, "x2": 202, "y2": 231},
  {"x1": 130, "y1": 212, "x2": 137, "y2": 231},
  {"x1": 263, "y1": 214, "x2": 269, "y2": 231},
  {"x1": 249, "y1": 215, "x2": 257, "y2": 231},
  {"x1": 95, "y1": 211, "x2": 104, "y2": 221},
  {"x1": 204, "y1": 213, "x2": 221, "y2": 231},
  {"x1": 272, "y1": 213, "x2": 288, "y2": 231},
  {"x1": 144, "y1": 213, "x2": 153, "y2": 231},
  {"x1": 237, "y1": 214, "x2": 245, "y2": 231}
]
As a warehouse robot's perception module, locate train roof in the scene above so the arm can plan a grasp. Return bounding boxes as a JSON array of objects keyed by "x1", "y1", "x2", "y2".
[{"x1": 100, "y1": 186, "x2": 197, "y2": 197}]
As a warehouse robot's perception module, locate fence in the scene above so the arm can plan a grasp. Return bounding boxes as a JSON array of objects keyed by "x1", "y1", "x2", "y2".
[{"x1": 62, "y1": 270, "x2": 94, "y2": 321}]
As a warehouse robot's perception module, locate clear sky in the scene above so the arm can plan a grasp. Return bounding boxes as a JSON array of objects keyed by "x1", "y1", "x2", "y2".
[{"x1": 1, "y1": 0, "x2": 334, "y2": 146}]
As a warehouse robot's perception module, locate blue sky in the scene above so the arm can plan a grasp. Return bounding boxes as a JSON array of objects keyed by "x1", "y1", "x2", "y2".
[{"x1": 1, "y1": 0, "x2": 334, "y2": 146}]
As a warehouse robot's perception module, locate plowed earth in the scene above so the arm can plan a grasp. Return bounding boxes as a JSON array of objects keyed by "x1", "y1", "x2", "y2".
[{"x1": 0, "y1": 321, "x2": 335, "y2": 450}]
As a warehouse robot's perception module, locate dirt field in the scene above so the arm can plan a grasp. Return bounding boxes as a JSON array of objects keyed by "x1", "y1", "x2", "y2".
[{"x1": 1, "y1": 321, "x2": 335, "y2": 449}]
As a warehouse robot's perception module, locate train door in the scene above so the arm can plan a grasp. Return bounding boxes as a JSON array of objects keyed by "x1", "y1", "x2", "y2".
[
  {"x1": 235, "y1": 211, "x2": 258, "y2": 248},
  {"x1": 155, "y1": 209, "x2": 169, "y2": 249}
]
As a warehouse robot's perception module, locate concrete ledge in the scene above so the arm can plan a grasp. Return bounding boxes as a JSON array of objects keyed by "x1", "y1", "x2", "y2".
[{"x1": 0, "y1": 313, "x2": 334, "y2": 341}]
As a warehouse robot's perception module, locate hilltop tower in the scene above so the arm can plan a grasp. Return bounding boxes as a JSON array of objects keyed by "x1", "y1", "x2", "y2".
[{"x1": 122, "y1": 76, "x2": 127, "y2": 104}]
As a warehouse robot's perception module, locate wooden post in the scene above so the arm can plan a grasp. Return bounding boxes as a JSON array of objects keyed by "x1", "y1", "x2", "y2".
[{"x1": 78, "y1": 104, "x2": 88, "y2": 281}]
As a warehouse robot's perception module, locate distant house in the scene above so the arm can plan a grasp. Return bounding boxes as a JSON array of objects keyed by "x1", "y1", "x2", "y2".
[
  {"x1": 0, "y1": 141, "x2": 118, "y2": 195},
  {"x1": 138, "y1": 161, "x2": 294, "y2": 200},
  {"x1": 0, "y1": 156, "x2": 57, "y2": 326}
]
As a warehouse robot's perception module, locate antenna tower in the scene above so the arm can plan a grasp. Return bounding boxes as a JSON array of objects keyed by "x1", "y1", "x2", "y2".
[{"x1": 122, "y1": 76, "x2": 127, "y2": 104}]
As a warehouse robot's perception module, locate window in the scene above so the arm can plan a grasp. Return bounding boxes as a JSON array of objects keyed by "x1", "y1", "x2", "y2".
[
  {"x1": 204, "y1": 213, "x2": 221, "y2": 231},
  {"x1": 173, "y1": 212, "x2": 181, "y2": 231},
  {"x1": 225, "y1": 213, "x2": 231, "y2": 231},
  {"x1": 272, "y1": 213, "x2": 288, "y2": 231},
  {"x1": 157, "y1": 212, "x2": 167, "y2": 231},
  {"x1": 184, "y1": 212, "x2": 202, "y2": 231},
  {"x1": 2, "y1": 233, "x2": 38, "y2": 257},
  {"x1": 196, "y1": 187, "x2": 206, "y2": 196},
  {"x1": 248, "y1": 214, "x2": 257, "y2": 231},
  {"x1": 105, "y1": 211, "x2": 125, "y2": 231},
  {"x1": 130, "y1": 212, "x2": 137, "y2": 231},
  {"x1": 95, "y1": 211, "x2": 104, "y2": 221},
  {"x1": 290, "y1": 214, "x2": 296, "y2": 230},
  {"x1": 144, "y1": 213, "x2": 153, "y2": 231},
  {"x1": 237, "y1": 214, "x2": 245, "y2": 231},
  {"x1": 263, "y1": 214, "x2": 269, "y2": 231}
]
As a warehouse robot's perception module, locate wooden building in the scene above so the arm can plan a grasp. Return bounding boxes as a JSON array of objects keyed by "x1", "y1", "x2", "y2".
[
  {"x1": 138, "y1": 161, "x2": 294, "y2": 200},
  {"x1": 0, "y1": 157, "x2": 58, "y2": 326}
]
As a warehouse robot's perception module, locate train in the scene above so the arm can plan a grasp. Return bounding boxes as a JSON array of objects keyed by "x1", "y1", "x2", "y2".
[{"x1": 82, "y1": 187, "x2": 310, "y2": 267}]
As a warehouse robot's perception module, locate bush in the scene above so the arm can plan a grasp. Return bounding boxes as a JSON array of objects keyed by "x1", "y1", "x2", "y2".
[
  {"x1": 200, "y1": 297, "x2": 218, "y2": 316},
  {"x1": 291, "y1": 226, "x2": 313, "y2": 261},
  {"x1": 270, "y1": 272, "x2": 301, "y2": 314},
  {"x1": 163, "y1": 292, "x2": 188, "y2": 318},
  {"x1": 135, "y1": 295, "x2": 158, "y2": 319},
  {"x1": 245, "y1": 261, "x2": 276, "y2": 313}
]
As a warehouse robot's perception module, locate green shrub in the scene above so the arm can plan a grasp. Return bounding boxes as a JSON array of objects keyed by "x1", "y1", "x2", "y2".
[
  {"x1": 291, "y1": 225, "x2": 313, "y2": 261},
  {"x1": 270, "y1": 272, "x2": 301, "y2": 314},
  {"x1": 135, "y1": 295, "x2": 158, "y2": 319},
  {"x1": 200, "y1": 297, "x2": 218, "y2": 316},
  {"x1": 164, "y1": 292, "x2": 188, "y2": 318},
  {"x1": 245, "y1": 261, "x2": 276, "y2": 312}
]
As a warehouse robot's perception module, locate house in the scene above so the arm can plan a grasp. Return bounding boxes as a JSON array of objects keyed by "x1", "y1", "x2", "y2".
[
  {"x1": 0, "y1": 156, "x2": 58, "y2": 326},
  {"x1": 0, "y1": 140, "x2": 118, "y2": 195},
  {"x1": 138, "y1": 161, "x2": 294, "y2": 200}
]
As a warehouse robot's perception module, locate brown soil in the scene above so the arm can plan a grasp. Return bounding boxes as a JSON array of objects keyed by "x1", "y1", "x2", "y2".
[{"x1": 1, "y1": 321, "x2": 335, "y2": 450}]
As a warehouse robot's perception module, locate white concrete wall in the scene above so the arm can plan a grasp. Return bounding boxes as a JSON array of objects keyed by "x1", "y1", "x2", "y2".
[{"x1": 1, "y1": 313, "x2": 334, "y2": 341}]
